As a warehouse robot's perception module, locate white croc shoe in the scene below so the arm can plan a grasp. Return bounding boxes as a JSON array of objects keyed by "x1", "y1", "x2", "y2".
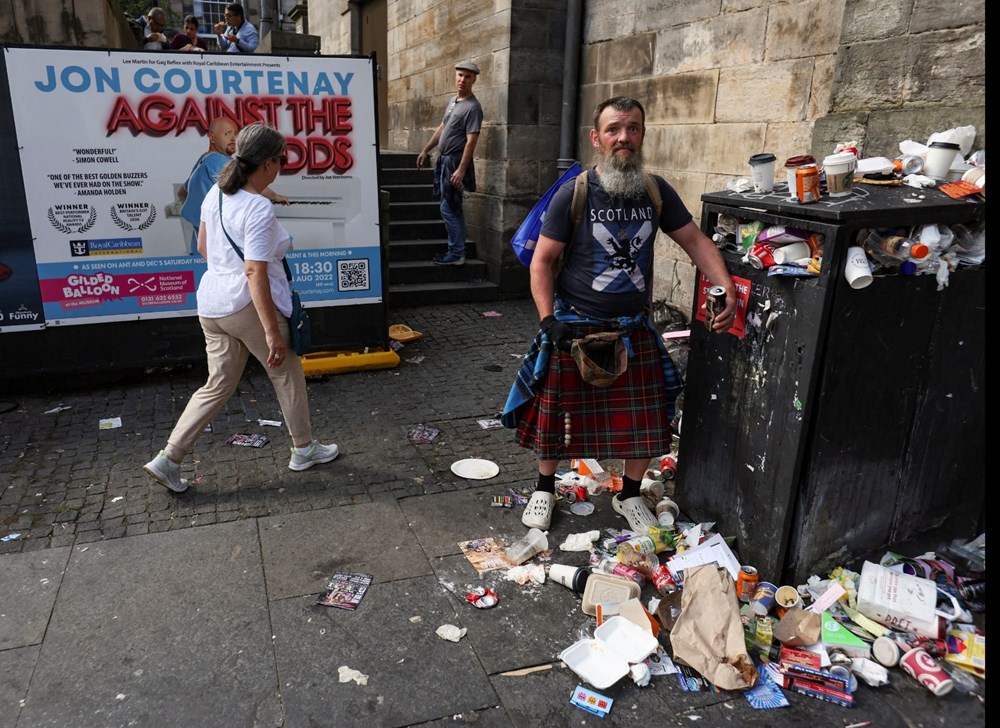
[
  {"x1": 612, "y1": 495, "x2": 658, "y2": 534},
  {"x1": 521, "y1": 491, "x2": 555, "y2": 529}
]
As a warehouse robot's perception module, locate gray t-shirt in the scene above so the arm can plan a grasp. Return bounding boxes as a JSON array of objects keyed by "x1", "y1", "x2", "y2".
[
  {"x1": 438, "y1": 95, "x2": 483, "y2": 156},
  {"x1": 540, "y1": 169, "x2": 692, "y2": 318}
]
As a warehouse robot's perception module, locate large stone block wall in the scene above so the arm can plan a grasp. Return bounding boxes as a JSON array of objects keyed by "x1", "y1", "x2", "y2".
[
  {"x1": 2, "y1": 0, "x2": 138, "y2": 47},
  {"x1": 578, "y1": 0, "x2": 983, "y2": 310},
  {"x1": 312, "y1": 0, "x2": 984, "y2": 308}
]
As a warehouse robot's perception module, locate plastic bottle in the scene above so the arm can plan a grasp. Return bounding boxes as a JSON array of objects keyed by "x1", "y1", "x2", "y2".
[
  {"x1": 595, "y1": 557, "x2": 645, "y2": 586},
  {"x1": 874, "y1": 233, "x2": 931, "y2": 261}
]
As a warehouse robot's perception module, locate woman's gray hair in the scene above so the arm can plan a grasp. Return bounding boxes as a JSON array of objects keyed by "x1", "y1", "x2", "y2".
[{"x1": 217, "y1": 122, "x2": 285, "y2": 193}]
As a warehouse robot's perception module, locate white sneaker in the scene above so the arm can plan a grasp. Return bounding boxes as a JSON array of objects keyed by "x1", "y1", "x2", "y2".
[
  {"x1": 521, "y1": 491, "x2": 555, "y2": 529},
  {"x1": 288, "y1": 441, "x2": 340, "y2": 471},
  {"x1": 143, "y1": 451, "x2": 189, "y2": 493},
  {"x1": 612, "y1": 495, "x2": 658, "y2": 535}
]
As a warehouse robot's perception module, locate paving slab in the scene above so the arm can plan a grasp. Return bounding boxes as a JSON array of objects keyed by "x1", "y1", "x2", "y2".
[
  {"x1": 490, "y1": 661, "x2": 671, "y2": 725},
  {"x1": 270, "y1": 577, "x2": 498, "y2": 727},
  {"x1": 16, "y1": 522, "x2": 281, "y2": 728},
  {"x1": 258, "y1": 500, "x2": 433, "y2": 601},
  {"x1": 0, "y1": 547, "x2": 71, "y2": 649},
  {"x1": 0, "y1": 645, "x2": 38, "y2": 728}
]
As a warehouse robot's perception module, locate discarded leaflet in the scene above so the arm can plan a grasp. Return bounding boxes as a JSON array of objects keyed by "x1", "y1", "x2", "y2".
[
  {"x1": 317, "y1": 572, "x2": 373, "y2": 610},
  {"x1": 407, "y1": 424, "x2": 440, "y2": 443},
  {"x1": 227, "y1": 433, "x2": 270, "y2": 448}
]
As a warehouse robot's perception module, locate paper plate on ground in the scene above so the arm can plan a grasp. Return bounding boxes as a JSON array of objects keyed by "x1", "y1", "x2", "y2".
[{"x1": 451, "y1": 458, "x2": 500, "y2": 480}]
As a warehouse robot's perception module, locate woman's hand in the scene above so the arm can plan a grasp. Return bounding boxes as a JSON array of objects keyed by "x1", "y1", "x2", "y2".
[{"x1": 265, "y1": 329, "x2": 286, "y2": 368}]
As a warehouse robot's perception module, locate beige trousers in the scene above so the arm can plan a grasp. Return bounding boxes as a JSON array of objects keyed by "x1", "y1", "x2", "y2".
[{"x1": 164, "y1": 303, "x2": 312, "y2": 461}]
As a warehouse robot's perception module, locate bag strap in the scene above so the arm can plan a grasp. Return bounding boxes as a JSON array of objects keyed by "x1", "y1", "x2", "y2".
[{"x1": 218, "y1": 187, "x2": 293, "y2": 282}]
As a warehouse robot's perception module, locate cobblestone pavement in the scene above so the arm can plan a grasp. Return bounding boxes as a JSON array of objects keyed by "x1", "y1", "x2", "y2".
[{"x1": 1, "y1": 301, "x2": 543, "y2": 555}]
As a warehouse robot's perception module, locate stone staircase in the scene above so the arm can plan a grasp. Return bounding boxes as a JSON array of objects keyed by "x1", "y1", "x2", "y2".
[{"x1": 381, "y1": 151, "x2": 499, "y2": 307}]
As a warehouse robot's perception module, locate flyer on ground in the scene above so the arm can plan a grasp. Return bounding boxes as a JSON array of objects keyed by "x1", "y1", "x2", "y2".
[{"x1": 1, "y1": 46, "x2": 381, "y2": 330}]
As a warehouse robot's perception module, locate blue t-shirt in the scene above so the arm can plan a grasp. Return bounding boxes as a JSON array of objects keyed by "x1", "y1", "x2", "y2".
[
  {"x1": 540, "y1": 169, "x2": 692, "y2": 318},
  {"x1": 180, "y1": 152, "x2": 228, "y2": 230}
]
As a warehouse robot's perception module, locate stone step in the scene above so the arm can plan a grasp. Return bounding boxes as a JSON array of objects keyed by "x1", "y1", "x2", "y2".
[
  {"x1": 388, "y1": 258, "x2": 488, "y2": 284},
  {"x1": 388, "y1": 219, "x2": 447, "y2": 241},
  {"x1": 382, "y1": 183, "x2": 433, "y2": 203},
  {"x1": 379, "y1": 166, "x2": 433, "y2": 186},
  {"x1": 388, "y1": 238, "x2": 478, "y2": 262},
  {"x1": 389, "y1": 200, "x2": 441, "y2": 221},
  {"x1": 388, "y1": 280, "x2": 499, "y2": 308}
]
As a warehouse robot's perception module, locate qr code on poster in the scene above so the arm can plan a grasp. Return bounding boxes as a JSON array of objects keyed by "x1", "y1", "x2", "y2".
[{"x1": 338, "y1": 259, "x2": 370, "y2": 291}]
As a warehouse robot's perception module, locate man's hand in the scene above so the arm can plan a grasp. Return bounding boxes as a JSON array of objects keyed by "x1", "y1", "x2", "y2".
[
  {"x1": 214, "y1": 21, "x2": 226, "y2": 34},
  {"x1": 709, "y1": 284, "x2": 738, "y2": 333},
  {"x1": 449, "y1": 168, "x2": 465, "y2": 189},
  {"x1": 540, "y1": 315, "x2": 573, "y2": 352},
  {"x1": 416, "y1": 151, "x2": 428, "y2": 170}
]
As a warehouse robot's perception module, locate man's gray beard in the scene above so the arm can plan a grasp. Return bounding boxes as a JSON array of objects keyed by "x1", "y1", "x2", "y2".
[{"x1": 597, "y1": 149, "x2": 646, "y2": 198}]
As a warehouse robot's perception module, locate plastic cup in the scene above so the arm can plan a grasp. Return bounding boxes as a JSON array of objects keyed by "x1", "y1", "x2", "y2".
[
  {"x1": 750, "y1": 581, "x2": 777, "y2": 616},
  {"x1": 844, "y1": 245, "x2": 873, "y2": 289},
  {"x1": 655, "y1": 498, "x2": 679, "y2": 526},
  {"x1": 872, "y1": 636, "x2": 901, "y2": 667},
  {"x1": 823, "y1": 152, "x2": 857, "y2": 197},
  {"x1": 829, "y1": 664, "x2": 858, "y2": 693},
  {"x1": 900, "y1": 647, "x2": 954, "y2": 696},
  {"x1": 505, "y1": 527, "x2": 548, "y2": 565},
  {"x1": 549, "y1": 564, "x2": 589, "y2": 592},
  {"x1": 775, "y1": 584, "x2": 803, "y2": 611},
  {"x1": 748, "y1": 153, "x2": 777, "y2": 193},
  {"x1": 923, "y1": 141, "x2": 961, "y2": 181},
  {"x1": 772, "y1": 241, "x2": 812, "y2": 265}
]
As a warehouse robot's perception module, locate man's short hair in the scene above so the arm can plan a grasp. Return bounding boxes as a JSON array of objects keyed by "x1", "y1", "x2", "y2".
[
  {"x1": 147, "y1": 7, "x2": 166, "y2": 23},
  {"x1": 225, "y1": 3, "x2": 245, "y2": 20},
  {"x1": 183, "y1": 15, "x2": 200, "y2": 27},
  {"x1": 593, "y1": 97, "x2": 646, "y2": 130}
]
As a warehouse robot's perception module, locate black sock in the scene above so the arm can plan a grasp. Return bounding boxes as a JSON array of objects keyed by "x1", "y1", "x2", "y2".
[
  {"x1": 536, "y1": 472, "x2": 556, "y2": 494},
  {"x1": 621, "y1": 475, "x2": 641, "y2": 500}
]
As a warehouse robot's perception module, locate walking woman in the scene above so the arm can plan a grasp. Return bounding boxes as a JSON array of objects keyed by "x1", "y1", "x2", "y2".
[{"x1": 144, "y1": 123, "x2": 337, "y2": 493}]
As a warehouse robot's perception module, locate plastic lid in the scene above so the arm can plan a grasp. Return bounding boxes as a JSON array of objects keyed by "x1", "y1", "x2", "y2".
[
  {"x1": 929, "y1": 141, "x2": 961, "y2": 150},
  {"x1": 900, "y1": 261, "x2": 918, "y2": 275},
  {"x1": 823, "y1": 152, "x2": 858, "y2": 165},
  {"x1": 784, "y1": 154, "x2": 816, "y2": 167},
  {"x1": 910, "y1": 243, "x2": 930, "y2": 259},
  {"x1": 748, "y1": 153, "x2": 777, "y2": 164}
]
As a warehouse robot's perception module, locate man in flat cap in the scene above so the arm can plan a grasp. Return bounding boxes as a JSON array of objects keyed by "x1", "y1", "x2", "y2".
[{"x1": 416, "y1": 61, "x2": 484, "y2": 265}]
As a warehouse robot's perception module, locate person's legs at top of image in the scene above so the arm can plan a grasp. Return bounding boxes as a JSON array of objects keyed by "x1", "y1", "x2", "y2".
[
  {"x1": 434, "y1": 193, "x2": 466, "y2": 265},
  {"x1": 144, "y1": 314, "x2": 251, "y2": 493},
  {"x1": 612, "y1": 458, "x2": 658, "y2": 533},
  {"x1": 226, "y1": 303, "x2": 340, "y2": 470},
  {"x1": 521, "y1": 459, "x2": 558, "y2": 529}
]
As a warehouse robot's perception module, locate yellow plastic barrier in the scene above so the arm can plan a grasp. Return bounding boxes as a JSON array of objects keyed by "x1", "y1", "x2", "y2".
[{"x1": 301, "y1": 349, "x2": 400, "y2": 376}]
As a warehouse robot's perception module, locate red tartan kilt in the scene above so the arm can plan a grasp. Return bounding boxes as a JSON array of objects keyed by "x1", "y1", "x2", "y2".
[{"x1": 515, "y1": 324, "x2": 674, "y2": 460}]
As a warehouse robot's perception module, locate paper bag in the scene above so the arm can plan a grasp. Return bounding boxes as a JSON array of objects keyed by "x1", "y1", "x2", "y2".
[
  {"x1": 773, "y1": 607, "x2": 822, "y2": 646},
  {"x1": 669, "y1": 565, "x2": 758, "y2": 690}
]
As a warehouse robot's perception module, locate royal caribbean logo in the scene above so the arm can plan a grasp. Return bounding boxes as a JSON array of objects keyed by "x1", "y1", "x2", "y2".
[
  {"x1": 69, "y1": 238, "x2": 143, "y2": 257},
  {"x1": 110, "y1": 202, "x2": 156, "y2": 231},
  {"x1": 47, "y1": 204, "x2": 96, "y2": 234}
]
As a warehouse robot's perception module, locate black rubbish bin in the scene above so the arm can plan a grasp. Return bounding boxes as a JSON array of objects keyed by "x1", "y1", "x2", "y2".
[{"x1": 675, "y1": 182, "x2": 985, "y2": 584}]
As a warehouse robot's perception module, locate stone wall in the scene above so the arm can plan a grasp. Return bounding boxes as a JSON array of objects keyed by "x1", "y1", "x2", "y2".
[
  {"x1": 312, "y1": 0, "x2": 985, "y2": 309},
  {"x1": 1, "y1": 0, "x2": 138, "y2": 48}
]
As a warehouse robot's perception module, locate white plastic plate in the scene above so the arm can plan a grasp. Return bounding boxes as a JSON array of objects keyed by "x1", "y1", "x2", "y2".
[{"x1": 450, "y1": 458, "x2": 500, "y2": 480}]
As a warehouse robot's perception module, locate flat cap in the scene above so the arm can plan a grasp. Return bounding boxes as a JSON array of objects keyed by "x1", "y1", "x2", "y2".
[{"x1": 455, "y1": 61, "x2": 480, "y2": 74}]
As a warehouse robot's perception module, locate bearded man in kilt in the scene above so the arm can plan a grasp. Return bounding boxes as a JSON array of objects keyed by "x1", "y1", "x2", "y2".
[{"x1": 502, "y1": 97, "x2": 737, "y2": 532}]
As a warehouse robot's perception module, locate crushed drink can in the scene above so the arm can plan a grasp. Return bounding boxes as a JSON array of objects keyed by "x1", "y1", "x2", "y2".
[
  {"x1": 704, "y1": 285, "x2": 727, "y2": 329},
  {"x1": 795, "y1": 164, "x2": 821, "y2": 203},
  {"x1": 737, "y1": 565, "x2": 759, "y2": 603},
  {"x1": 652, "y1": 564, "x2": 677, "y2": 593},
  {"x1": 660, "y1": 454, "x2": 677, "y2": 479}
]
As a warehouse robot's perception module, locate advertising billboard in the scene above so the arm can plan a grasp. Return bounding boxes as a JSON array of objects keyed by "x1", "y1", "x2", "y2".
[{"x1": 0, "y1": 47, "x2": 380, "y2": 332}]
